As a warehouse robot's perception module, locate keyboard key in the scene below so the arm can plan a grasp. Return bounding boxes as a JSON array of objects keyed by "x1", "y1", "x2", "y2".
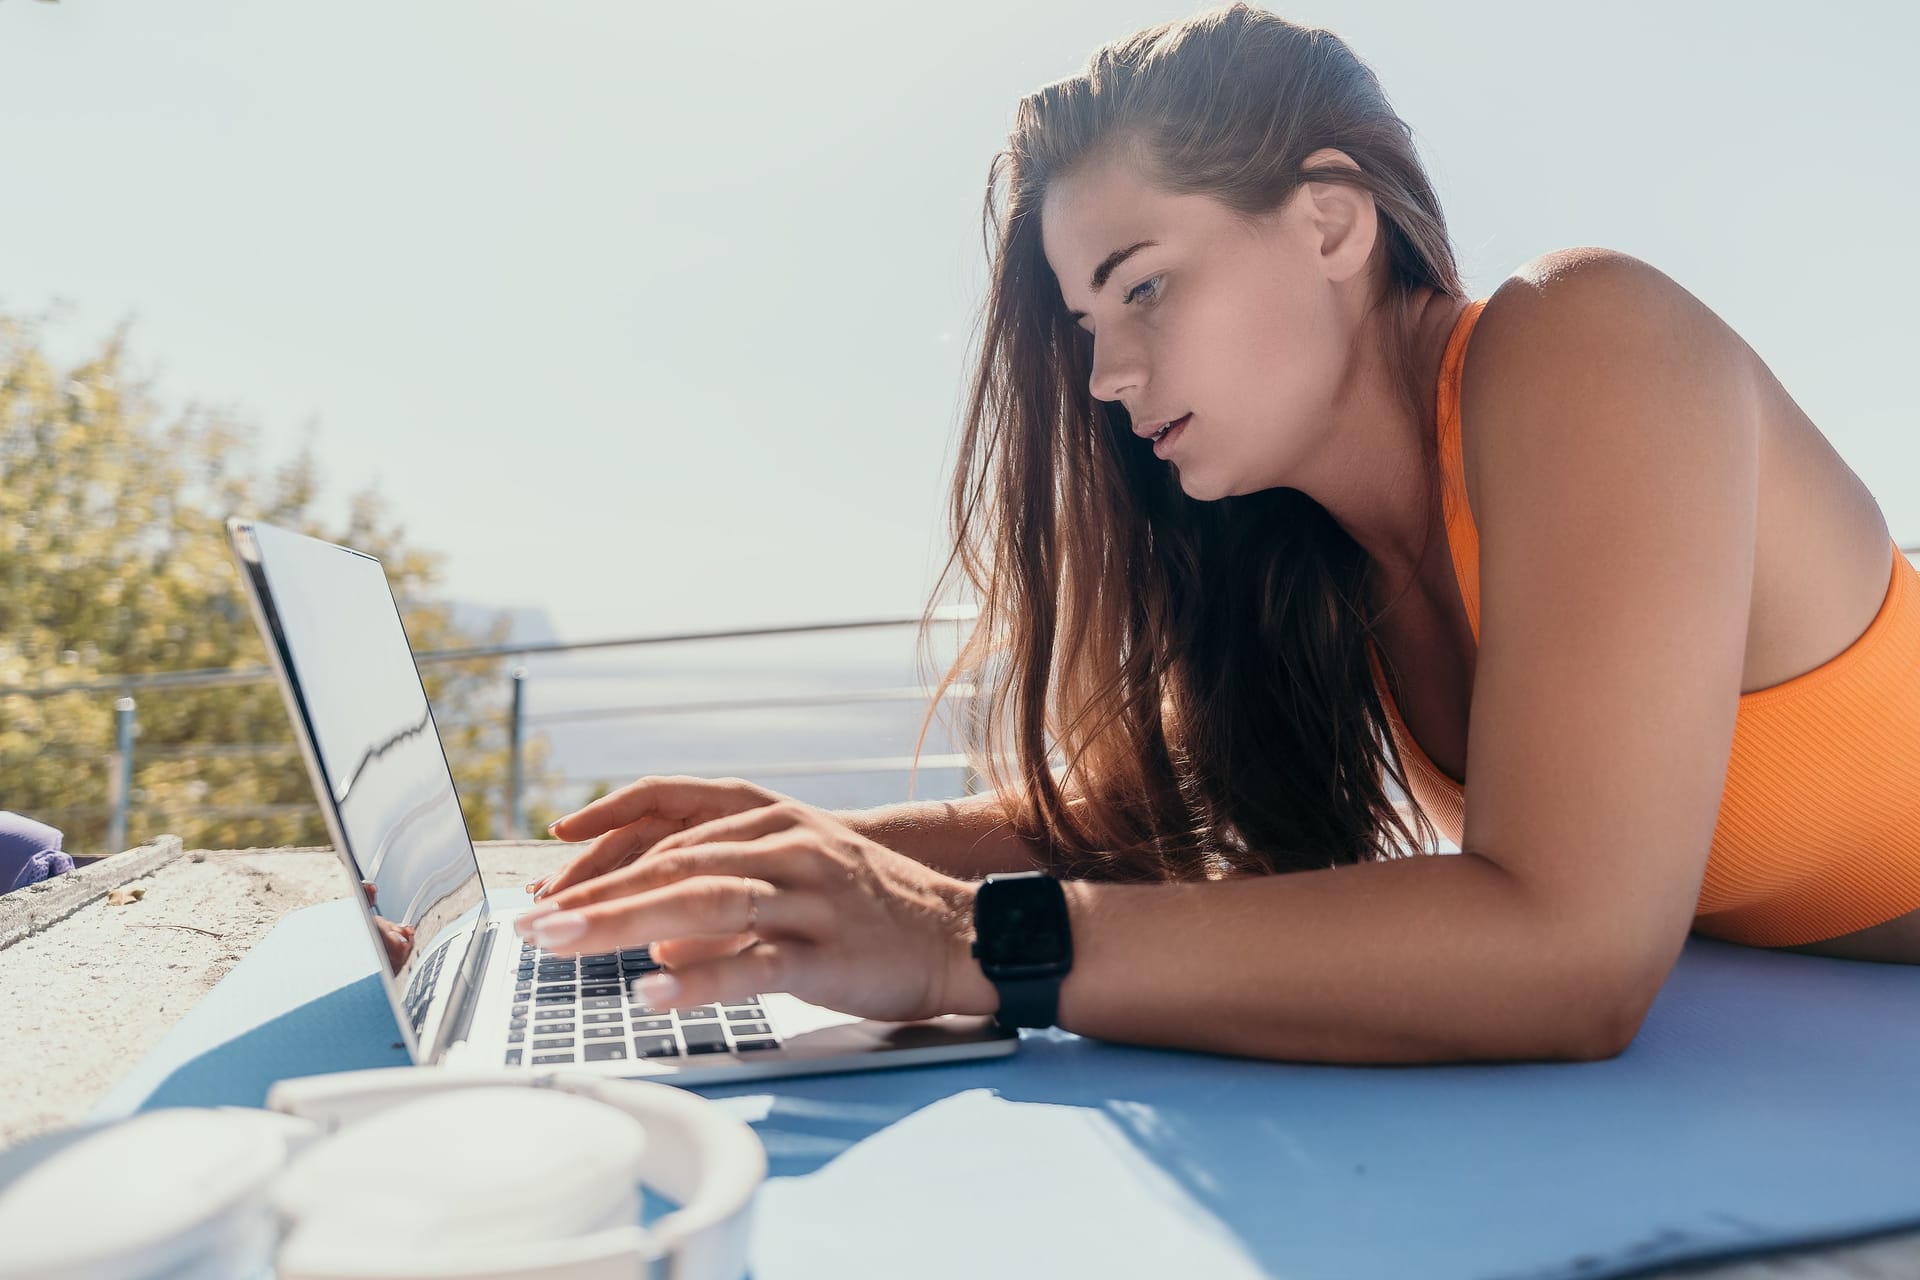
[
  {"x1": 537, "y1": 1022, "x2": 576, "y2": 1036},
  {"x1": 534, "y1": 1006, "x2": 572, "y2": 1020},
  {"x1": 580, "y1": 985, "x2": 620, "y2": 999},
  {"x1": 532, "y1": 1053, "x2": 574, "y2": 1065},
  {"x1": 508, "y1": 1017, "x2": 527, "y2": 1031},
  {"x1": 733, "y1": 1038, "x2": 780, "y2": 1052},
  {"x1": 582, "y1": 997, "x2": 621, "y2": 1011},
  {"x1": 534, "y1": 1037, "x2": 576, "y2": 1051},
  {"x1": 510, "y1": 1004, "x2": 528, "y2": 1017},
  {"x1": 536, "y1": 984, "x2": 578, "y2": 996},
  {"x1": 677, "y1": 1007, "x2": 719, "y2": 1021},
  {"x1": 508, "y1": 1029, "x2": 524, "y2": 1044},
  {"x1": 514, "y1": 981, "x2": 532, "y2": 995},
  {"x1": 634, "y1": 1035, "x2": 680, "y2": 1058},
  {"x1": 535, "y1": 995, "x2": 573, "y2": 1006},
  {"x1": 584, "y1": 1042, "x2": 628, "y2": 1062},
  {"x1": 723, "y1": 1007, "x2": 765, "y2": 1021},
  {"x1": 505, "y1": 1049, "x2": 523, "y2": 1065},
  {"x1": 619, "y1": 947, "x2": 652, "y2": 961},
  {"x1": 584, "y1": 1026, "x2": 623, "y2": 1039},
  {"x1": 632, "y1": 1016, "x2": 673, "y2": 1033},
  {"x1": 728, "y1": 1021, "x2": 771, "y2": 1037},
  {"x1": 679, "y1": 1023, "x2": 726, "y2": 1050},
  {"x1": 583, "y1": 1011, "x2": 623, "y2": 1025}
]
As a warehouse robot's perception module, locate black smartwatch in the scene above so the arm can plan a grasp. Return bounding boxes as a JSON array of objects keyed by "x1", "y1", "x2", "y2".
[{"x1": 970, "y1": 871, "x2": 1074, "y2": 1031}]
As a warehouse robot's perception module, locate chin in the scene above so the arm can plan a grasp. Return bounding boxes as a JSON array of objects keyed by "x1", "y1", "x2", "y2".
[{"x1": 1173, "y1": 464, "x2": 1246, "y2": 503}]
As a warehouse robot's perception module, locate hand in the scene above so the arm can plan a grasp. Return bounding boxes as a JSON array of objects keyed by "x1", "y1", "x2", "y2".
[
  {"x1": 514, "y1": 777, "x2": 993, "y2": 1024},
  {"x1": 359, "y1": 880, "x2": 416, "y2": 969},
  {"x1": 528, "y1": 774, "x2": 790, "y2": 901}
]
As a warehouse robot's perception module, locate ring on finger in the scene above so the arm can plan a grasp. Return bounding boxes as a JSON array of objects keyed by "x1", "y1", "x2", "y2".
[{"x1": 741, "y1": 876, "x2": 759, "y2": 937}]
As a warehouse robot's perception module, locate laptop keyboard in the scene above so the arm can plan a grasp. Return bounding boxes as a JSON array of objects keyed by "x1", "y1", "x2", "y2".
[{"x1": 504, "y1": 939, "x2": 783, "y2": 1066}]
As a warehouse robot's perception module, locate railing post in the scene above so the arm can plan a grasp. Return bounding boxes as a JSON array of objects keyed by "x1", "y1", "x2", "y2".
[
  {"x1": 506, "y1": 665, "x2": 527, "y2": 838},
  {"x1": 108, "y1": 695, "x2": 136, "y2": 852}
]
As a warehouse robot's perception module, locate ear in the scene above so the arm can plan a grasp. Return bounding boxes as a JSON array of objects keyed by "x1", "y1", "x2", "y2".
[{"x1": 1296, "y1": 146, "x2": 1377, "y2": 287}]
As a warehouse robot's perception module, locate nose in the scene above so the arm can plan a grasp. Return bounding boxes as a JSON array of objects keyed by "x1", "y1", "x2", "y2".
[{"x1": 1087, "y1": 333, "x2": 1146, "y2": 406}]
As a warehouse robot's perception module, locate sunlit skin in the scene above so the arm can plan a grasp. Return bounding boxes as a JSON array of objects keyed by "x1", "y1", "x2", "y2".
[
  {"x1": 1043, "y1": 141, "x2": 1470, "y2": 596},
  {"x1": 520, "y1": 139, "x2": 1919, "y2": 1056}
]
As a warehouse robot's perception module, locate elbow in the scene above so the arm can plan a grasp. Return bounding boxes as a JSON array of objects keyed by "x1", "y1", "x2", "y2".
[
  {"x1": 1565, "y1": 1000, "x2": 1646, "y2": 1062},
  {"x1": 1557, "y1": 969, "x2": 1663, "y2": 1062}
]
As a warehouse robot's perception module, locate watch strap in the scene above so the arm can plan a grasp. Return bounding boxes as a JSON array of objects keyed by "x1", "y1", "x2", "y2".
[{"x1": 990, "y1": 971, "x2": 1062, "y2": 1031}]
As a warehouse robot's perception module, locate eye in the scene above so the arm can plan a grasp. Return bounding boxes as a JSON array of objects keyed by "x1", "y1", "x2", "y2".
[
  {"x1": 1072, "y1": 274, "x2": 1163, "y2": 334},
  {"x1": 1123, "y1": 275, "x2": 1161, "y2": 306}
]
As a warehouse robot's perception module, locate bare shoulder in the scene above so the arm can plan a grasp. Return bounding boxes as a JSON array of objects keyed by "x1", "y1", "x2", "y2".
[{"x1": 1457, "y1": 247, "x2": 1757, "y2": 519}]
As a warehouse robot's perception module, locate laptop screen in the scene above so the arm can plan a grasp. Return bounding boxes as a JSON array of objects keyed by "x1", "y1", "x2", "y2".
[{"x1": 233, "y1": 519, "x2": 487, "y2": 1063}]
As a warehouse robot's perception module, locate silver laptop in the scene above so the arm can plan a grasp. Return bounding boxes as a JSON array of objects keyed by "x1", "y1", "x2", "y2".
[{"x1": 226, "y1": 517, "x2": 1016, "y2": 1085}]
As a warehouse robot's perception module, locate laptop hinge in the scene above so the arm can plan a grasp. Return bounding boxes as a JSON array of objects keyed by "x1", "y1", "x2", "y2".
[{"x1": 436, "y1": 922, "x2": 495, "y2": 1063}]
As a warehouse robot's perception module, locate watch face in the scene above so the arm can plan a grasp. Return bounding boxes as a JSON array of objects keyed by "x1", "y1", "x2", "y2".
[{"x1": 977, "y1": 880, "x2": 1068, "y2": 967}]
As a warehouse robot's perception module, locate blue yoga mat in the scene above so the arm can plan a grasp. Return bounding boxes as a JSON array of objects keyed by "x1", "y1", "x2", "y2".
[{"x1": 92, "y1": 890, "x2": 1920, "y2": 1279}]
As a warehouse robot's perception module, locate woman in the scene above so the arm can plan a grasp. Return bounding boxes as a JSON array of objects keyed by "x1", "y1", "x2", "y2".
[{"x1": 516, "y1": 4, "x2": 1920, "y2": 1064}]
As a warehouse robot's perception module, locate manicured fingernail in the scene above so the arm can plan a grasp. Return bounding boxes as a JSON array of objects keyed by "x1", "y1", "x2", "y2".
[
  {"x1": 529, "y1": 911, "x2": 586, "y2": 947},
  {"x1": 513, "y1": 903, "x2": 557, "y2": 936},
  {"x1": 634, "y1": 973, "x2": 679, "y2": 1007}
]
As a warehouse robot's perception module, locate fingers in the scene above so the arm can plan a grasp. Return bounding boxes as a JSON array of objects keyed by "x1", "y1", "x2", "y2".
[
  {"x1": 537, "y1": 813, "x2": 686, "y2": 900},
  {"x1": 529, "y1": 802, "x2": 814, "y2": 901},
  {"x1": 649, "y1": 932, "x2": 761, "y2": 969},
  {"x1": 516, "y1": 871, "x2": 822, "y2": 957},
  {"x1": 549, "y1": 775, "x2": 783, "y2": 842},
  {"x1": 543, "y1": 822, "x2": 826, "y2": 916},
  {"x1": 631, "y1": 938, "x2": 791, "y2": 1012},
  {"x1": 639, "y1": 801, "x2": 814, "y2": 863}
]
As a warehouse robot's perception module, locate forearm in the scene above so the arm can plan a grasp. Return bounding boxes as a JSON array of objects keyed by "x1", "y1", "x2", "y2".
[
  {"x1": 942, "y1": 851, "x2": 1648, "y2": 1064},
  {"x1": 837, "y1": 788, "x2": 1046, "y2": 880}
]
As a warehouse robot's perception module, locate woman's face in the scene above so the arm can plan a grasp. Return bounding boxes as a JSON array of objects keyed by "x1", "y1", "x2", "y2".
[{"x1": 1039, "y1": 145, "x2": 1376, "y2": 501}]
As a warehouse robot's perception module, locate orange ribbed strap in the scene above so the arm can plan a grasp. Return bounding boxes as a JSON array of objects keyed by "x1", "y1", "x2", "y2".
[{"x1": 1371, "y1": 297, "x2": 1920, "y2": 947}]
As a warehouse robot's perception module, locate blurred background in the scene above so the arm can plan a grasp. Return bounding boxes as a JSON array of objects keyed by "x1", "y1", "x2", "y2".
[{"x1": 2, "y1": 0, "x2": 1915, "y2": 853}]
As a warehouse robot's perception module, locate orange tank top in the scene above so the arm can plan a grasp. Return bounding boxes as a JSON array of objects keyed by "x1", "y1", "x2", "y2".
[{"x1": 1368, "y1": 296, "x2": 1920, "y2": 947}]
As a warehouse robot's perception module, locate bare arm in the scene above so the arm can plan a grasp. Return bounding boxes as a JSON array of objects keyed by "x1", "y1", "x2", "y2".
[
  {"x1": 836, "y1": 788, "x2": 1047, "y2": 880},
  {"x1": 939, "y1": 258, "x2": 1758, "y2": 1065},
  {"x1": 939, "y1": 850, "x2": 1649, "y2": 1064}
]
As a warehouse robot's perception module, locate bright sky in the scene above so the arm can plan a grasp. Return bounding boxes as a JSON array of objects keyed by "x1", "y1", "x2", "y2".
[{"x1": 4, "y1": 1, "x2": 1915, "y2": 640}]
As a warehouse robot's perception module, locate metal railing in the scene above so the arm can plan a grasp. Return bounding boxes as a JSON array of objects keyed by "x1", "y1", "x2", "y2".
[
  {"x1": 10, "y1": 543, "x2": 1920, "y2": 852},
  {"x1": 3, "y1": 605, "x2": 985, "y2": 850}
]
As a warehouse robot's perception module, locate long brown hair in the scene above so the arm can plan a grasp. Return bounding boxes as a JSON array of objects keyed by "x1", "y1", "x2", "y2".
[{"x1": 915, "y1": 3, "x2": 1458, "y2": 881}]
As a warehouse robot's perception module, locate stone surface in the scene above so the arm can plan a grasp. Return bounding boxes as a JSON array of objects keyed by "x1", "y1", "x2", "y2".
[{"x1": 0, "y1": 839, "x2": 572, "y2": 1149}]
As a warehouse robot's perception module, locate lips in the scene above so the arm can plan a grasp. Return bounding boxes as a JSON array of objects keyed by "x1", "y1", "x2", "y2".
[
  {"x1": 1149, "y1": 412, "x2": 1190, "y2": 443},
  {"x1": 1151, "y1": 413, "x2": 1191, "y2": 459}
]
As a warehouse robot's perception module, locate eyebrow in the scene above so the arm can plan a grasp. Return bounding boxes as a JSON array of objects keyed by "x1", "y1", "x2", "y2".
[{"x1": 1063, "y1": 240, "x2": 1159, "y2": 323}]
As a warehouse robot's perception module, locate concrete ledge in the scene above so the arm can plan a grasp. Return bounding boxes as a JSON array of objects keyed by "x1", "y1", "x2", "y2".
[{"x1": 0, "y1": 835, "x2": 185, "y2": 952}]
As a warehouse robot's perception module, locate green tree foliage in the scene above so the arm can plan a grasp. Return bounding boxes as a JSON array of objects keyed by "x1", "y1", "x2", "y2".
[{"x1": 0, "y1": 309, "x2": 558, "y2": 853}]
